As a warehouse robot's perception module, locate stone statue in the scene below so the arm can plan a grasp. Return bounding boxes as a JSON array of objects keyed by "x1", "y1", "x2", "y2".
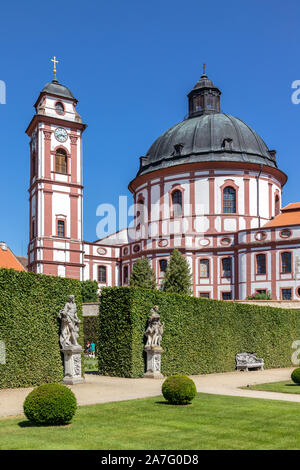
[
  {"x1": 145, "y1": 305, "x2": 164, "y2": 348},
  {"x1": 58, "y1": 295, "x2": 80, "y2": 349},
  {"x1": 57, "y1": 295, "x2": 84, "y2": 384},
  {"x1": 144, "y1": 305, "x2": 164, "y2": 379}
]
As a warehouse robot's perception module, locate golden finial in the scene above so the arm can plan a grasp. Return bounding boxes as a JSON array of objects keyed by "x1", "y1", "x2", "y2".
[
  {"x1": 51, "y1": 56, "x2": 59, "y2": 80},
  {"x1": 203, "y1": 63, "x2": 206, "y2": 75}
]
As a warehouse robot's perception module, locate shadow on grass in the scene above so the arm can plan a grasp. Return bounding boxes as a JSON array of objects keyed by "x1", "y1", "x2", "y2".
[
  {"x1": 155, "y1": 401, "x2": 192, "y2": 406},
  {"x1": 285, "y1": 383, "x2": 300, "y2": 387},
  {"x1": 85, "y1": 371, "x2": 100, "y2": 375},
  {"x1": 18, "y1": 420, "x2": 72, "y2": 428}
]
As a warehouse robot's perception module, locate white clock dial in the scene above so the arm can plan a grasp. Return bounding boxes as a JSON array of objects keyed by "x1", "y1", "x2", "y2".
[{"x1": 55, "y1": 127, "x2": 68, "y2": 142}]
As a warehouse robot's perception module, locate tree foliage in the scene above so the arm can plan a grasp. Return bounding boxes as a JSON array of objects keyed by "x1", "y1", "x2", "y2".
[
  {"x1": 129, "y1": 258, "x2": 156, "y2": 289},
  {"x1": 162, "y1": 249, "x2": 192, "y2": 295}
]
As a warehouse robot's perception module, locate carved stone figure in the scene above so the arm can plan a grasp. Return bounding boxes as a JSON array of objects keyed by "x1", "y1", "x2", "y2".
[
  {"x1": 58, "y1": 295, "x2": 80, "y2": 349},
  {"x1": 144, "y1": 306, "x2": 164, "y2": 379},
  {"x1": 145, "y1": 305, "x2": 164, "y2": 349},
  {"x1": 57, "y1": 295, "x2": 84, "y2": 384}
]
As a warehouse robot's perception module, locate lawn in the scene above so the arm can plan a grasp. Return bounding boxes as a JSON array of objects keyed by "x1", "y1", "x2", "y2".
[
  {"x1": 242, "y1": 381, "x2": 300, "y2": 394},
  {"x1": 1, "y1": 393, "x2": 300, "y2": 450}
]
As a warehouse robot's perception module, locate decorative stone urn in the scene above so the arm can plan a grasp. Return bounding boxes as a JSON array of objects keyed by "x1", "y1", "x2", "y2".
[
  {"x1": 58, "y1": 295, "x2": 84, "y2": 385},
  {"x1": 144, "y1": 306, "x2": 164, "y2": 379}
]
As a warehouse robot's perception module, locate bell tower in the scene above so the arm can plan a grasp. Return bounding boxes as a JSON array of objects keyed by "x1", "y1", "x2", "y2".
[{"x1": 26, "y1": 58, "x2": 87, "y2": 279}]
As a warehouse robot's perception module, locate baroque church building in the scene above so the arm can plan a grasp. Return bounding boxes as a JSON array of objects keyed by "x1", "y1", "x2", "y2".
[{"x1": 26, "y1": 69, "x2": 300, "y2": 300}]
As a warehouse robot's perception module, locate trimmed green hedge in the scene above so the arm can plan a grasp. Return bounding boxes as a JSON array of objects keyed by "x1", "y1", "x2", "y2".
[
  {"x1": 0, "y1": 268, "x2": 83, "y2": 388},
  {"x1": 84, "y1": 316, "x2": 99, "y2": 347},
  {"x1": 98, "y1": 287, "x2": 300, "y2": 378}
]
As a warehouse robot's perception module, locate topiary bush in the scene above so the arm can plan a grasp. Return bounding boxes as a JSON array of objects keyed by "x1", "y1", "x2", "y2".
[
  {"x1": 162, "y1": 375, "x2": 197, "y2": 405},
  {"x1": 23, "y1": 383, "x2": 77, "y2": 425},
  {"x1": 291, "y1": 368, "x2": 300, "y2": 385}
]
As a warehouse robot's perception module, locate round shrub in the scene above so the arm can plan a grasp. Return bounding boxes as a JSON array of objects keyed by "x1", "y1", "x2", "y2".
[
  {"x1": 162, "y1": 375, "x2": 197, "y2": 405},
  {"x1": 23, "y1": 383, "x2": 77, "y2": 425},
  {"x1": 291, "y1": 368, "x2": 300, "y2": 385}
]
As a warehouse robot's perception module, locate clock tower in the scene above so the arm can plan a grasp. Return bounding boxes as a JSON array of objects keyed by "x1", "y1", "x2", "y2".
[{"x1": 26, "y1": 64, "x2": 87, "y2": 279}]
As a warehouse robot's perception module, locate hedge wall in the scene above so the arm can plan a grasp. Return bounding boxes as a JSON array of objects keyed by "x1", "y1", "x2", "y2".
[
  {"x1": 84, "y1": 316, "x2": 99, "y2": 347},
  {"x1": 98, "y1": 287, "x2": 300, "y2": 378},
  {"x1": 0, "y1": 268, "x2": 83, "y2": 388}
]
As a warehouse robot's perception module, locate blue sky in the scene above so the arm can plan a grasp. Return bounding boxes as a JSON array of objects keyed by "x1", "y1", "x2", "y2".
[{"x1": 1, "y1": 0, "x2": 300, "y2": 255}]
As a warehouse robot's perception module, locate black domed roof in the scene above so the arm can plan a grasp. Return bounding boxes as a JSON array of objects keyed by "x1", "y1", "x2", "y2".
[
  {"x1": 42, "y1": 79, "x2": 75, "y2": 100},
  {"x1": 137, "y1": 73, "x2": 277, "y2": 177}
]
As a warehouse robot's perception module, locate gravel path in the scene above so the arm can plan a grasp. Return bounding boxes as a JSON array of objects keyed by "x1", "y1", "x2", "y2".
[{"x1": 0, "y1": 367, "x2": 297, "y2": 418}]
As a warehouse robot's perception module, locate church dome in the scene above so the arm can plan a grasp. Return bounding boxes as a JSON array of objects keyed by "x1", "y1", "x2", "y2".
[
  {"x1": 42, "y1": 80, "x2": 75, "y2": 100},
  {"x1": 137, "y1": 73, "x2": 277, "y2": 177}
]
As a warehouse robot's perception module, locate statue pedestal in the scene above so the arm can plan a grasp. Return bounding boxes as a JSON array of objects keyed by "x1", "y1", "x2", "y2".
[
  {"x1": 144, "y1": 346, "x2": 164, "y2": 379},
  {"x1": 61, "y1": 345, "x2": 84, "y2": 385}
]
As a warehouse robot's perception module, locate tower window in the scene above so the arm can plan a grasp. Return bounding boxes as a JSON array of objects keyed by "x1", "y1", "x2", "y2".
[
  {"x1": 32, "y1": 219, "x2": 35, "y2": 238},
  {"x1": 275, "y1": 194, "x2": 280, "y2": 216},
  {"x1": 55, "y1": 149, "x2": 67, "y2": 174},
  {"x1": 200, "y1": 259, "x2": 209, "y2": 278},
  {"x1": 31, "y1": 152, "x2": 36, "y2": 178},
  {"x1": 57, "y1": 220, "x2": 65, "y2": 238},
  {"x1": 281, "y1": 252, "x2": 292, "y2": 274},
  {"x1": 222, "y1": 257, "x2": 232, "y2": 277},
  {"x1": 223, "y1": 186, "x2": 236, "y2": 213},
  {"x1": 256, "y1": 254, "x2": 266, "y2": 275},
  {"x1": 98, "y1": 265, "x2": 107, "y2": 283},
  {"x1": 172, "y1": 189, "x2": 182, "y2": 217},
  {"x1": 55, "y1": 102, "x2": 64, "y2": 115}
]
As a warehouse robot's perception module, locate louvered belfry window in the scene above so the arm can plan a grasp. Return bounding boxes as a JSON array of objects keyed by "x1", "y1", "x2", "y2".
[{"x1": 55, "y1": 149, "x2": 67, "y2": 174}]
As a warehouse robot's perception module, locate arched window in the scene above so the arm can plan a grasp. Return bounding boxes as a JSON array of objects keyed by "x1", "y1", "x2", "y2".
[
  {"x1": 200, "y1": 259, "x2": 209, "y2": 278},
  {"x1": 55, "y1": 101, "x2": 64, "y2": 115},
  {"x1": 281, "y1": 252, "x2": 292, "y2": 273},
  {"x1": 136, "y1": 199, "x2": 145, "y2": 230},
  {"x1": 223, "y1": 187, "x2": 236, "y2": 213},
  {"x1": 98, "y1": 266, "x2": 107, "y2": 283},
  {"x1": 256, "y1": 254, "x2": 266, "y2": 275},
  {"x1": 55, "y1": 148, "x2": 67, "y2": 174},
  {"x1": 172, "y1": 190, "x2": 182, "y2": 217},
  {"x1": 275, "y1": 194, "x2": 280, "y2": 216}
]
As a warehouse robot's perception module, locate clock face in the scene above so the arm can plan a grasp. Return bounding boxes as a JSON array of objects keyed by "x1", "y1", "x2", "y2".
[{"x1": 55, "y1": 127, "x2": 68, "y2": 142}]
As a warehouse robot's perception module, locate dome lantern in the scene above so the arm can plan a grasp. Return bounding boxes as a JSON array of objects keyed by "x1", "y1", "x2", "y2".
[{"x1": 187, "y1": 67, "x2": 221, "y2": 118}]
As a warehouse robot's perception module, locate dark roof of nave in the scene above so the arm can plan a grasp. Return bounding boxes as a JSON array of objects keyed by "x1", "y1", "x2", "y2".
[
  {"x1": 136, "y1": 72, "x2": 278, "y2": 177},
  {"x1": 42, "y1": 79, "x2": 75, "y2": 100}
]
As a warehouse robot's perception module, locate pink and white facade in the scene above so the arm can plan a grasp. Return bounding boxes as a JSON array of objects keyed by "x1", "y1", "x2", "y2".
[{"x1": 27, "y1": 73, "x2": 300, "y2": 300}]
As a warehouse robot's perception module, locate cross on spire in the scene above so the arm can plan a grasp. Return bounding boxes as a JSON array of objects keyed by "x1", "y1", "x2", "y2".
[
  {"x1": 51, "y1": 56, "x2": 59, "y2": 81},
  {"x1": 203, "y1": 63, "x2": 206, "y2": 75}
]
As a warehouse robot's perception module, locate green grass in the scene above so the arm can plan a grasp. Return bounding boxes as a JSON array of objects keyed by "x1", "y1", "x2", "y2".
[
  {"x1": 2, "y1": 393, "x2": 300, "y2": 449},
  {"x1": 84, "y1": 356, "x2": 98, "y2": 372},
  {"x1": 242, "y1": 380, "x2": 300, "y2": 394}
]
